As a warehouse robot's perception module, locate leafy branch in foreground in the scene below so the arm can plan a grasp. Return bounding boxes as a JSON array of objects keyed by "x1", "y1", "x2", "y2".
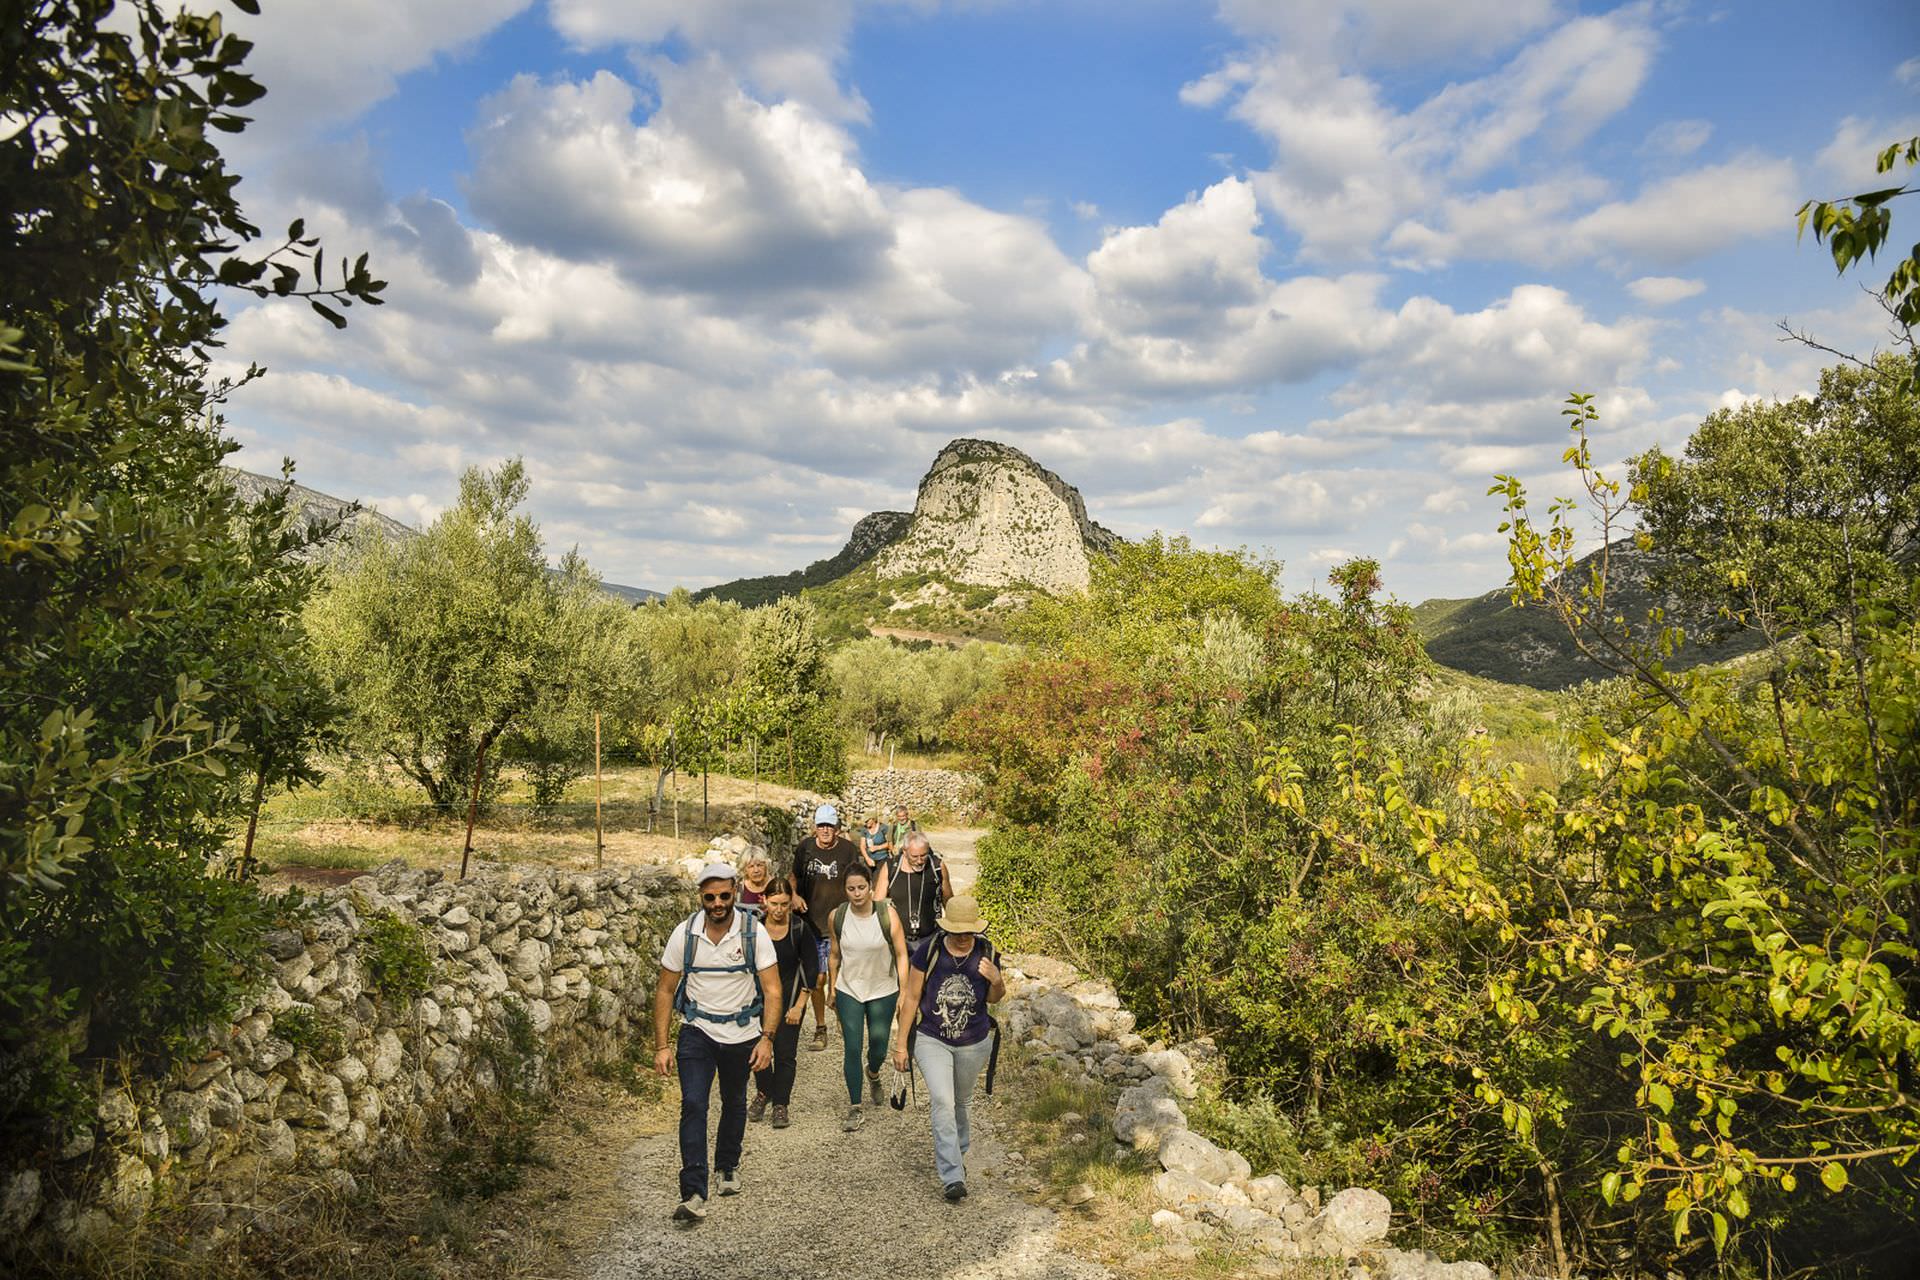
[
  {"x1": 1330, "y1": 386, "x2": 1920, "y2": 1266},
  {"x1": 1798, "y1": 134, "x2": 1920, "y2": 387},
  {"x1": 2, "y1": 0, "x2": 381, "y2": 1140}
]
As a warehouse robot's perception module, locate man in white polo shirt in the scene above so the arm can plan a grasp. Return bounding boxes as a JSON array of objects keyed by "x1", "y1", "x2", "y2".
[{"x1": 653, "y1": 861, "x2": 780, "y2": 1224}]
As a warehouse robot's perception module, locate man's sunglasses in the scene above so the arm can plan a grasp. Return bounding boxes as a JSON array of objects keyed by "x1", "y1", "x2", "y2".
[{"x1": 701, "y1": 891, "x2": 734, "y2": 904}]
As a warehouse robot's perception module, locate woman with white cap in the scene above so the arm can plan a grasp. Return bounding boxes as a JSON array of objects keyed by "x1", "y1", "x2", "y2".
[
  {"x1": 890, "y1": 895, "x2": 1005, "y2": 1202},
  {"x1": 789, "y1": 802, "x2": 864, "y2": 1051}
]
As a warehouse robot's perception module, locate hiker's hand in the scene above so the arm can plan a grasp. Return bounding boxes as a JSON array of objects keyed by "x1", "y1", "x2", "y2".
[
  {"x1": 749, "y1": 1036, "x2": 773, "y2": 1072},
  {"x1": 654, "y1": 1045, "x2": 674, "y2": 1077},
  {"x1": 785, "y1": 1006, "x2": 804, "y2": 1025},
  {"x1": 795, "y1": 896, "x2": 808, "y2": 913},
  {"x1": 892, "y1": 1046, "x2": 908, "y2": 1073},
  {"x1": 977, "y1": 955, "x2": 1001, "y2": 985}
]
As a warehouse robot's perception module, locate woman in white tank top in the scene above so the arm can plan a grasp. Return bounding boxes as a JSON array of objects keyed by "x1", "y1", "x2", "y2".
[{"x1": 827, "y1": 864, "x2": 908, "y2": 1130}]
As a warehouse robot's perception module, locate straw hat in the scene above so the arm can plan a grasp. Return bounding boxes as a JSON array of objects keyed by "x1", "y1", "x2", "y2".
[{"x1": 935, "y1": 895, "x2": 986, "y2": 935}]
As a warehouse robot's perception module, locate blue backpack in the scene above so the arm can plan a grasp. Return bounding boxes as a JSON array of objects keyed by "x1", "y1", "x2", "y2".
[{"x1": 673, "y1": 910, "x2": 764, "y2": 1027}]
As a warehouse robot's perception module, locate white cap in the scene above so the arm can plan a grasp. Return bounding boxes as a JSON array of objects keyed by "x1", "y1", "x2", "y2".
[
  {"x1": 814, "y1": 803, "x2": 840, "y2": 826},
  {"x1": 697, "y1": 860, "x2": 738, "y2": 885}
]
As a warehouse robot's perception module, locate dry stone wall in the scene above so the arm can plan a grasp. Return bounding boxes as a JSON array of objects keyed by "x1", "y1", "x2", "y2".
[
  {"x1": 1002, "y1": 955, "x2": 1506, "y2": 1280},
  {"x1": 3, "y1": 858, "x2": 693, "y2": 1256},
  {"x1": 837, "y1": 768, "x2": 981, "y2": 822}
]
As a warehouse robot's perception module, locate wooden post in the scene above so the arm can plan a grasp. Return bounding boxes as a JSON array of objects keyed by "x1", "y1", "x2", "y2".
[
  {"x1": 703, "y1": 768, "x2": 708, "y2": 825},
  {"x1": 594, "y1": 713, "x2": 603, "y2": 868},
  {"x1": 460, "y1": 735, "x2": 490, "y2": 879},
  {"x1": 752, "y1": 738, "x2": 758, "y2": 799}
]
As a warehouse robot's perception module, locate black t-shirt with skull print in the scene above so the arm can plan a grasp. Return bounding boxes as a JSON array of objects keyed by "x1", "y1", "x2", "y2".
[
  {"x1": 910, "y1": 934, "x2": 995, "y2": 1047},
  {"x1": 790, "y1": 833, "x2": 864, "y2": 926}
]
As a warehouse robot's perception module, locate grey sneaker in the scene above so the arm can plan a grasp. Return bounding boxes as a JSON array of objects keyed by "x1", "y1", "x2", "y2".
[
  {"x1": 717, "y1": 1169, "x2": 741, "y2": 1197},
  {"x1": 841, "y1": 1104, "x2": 864, "y2": 1132},
  {"x1": 673, "y1": 1194, "x2": 707, "y2": 1223},
  {"x1": 866, "y1": 1070, "x2": 883, "y2": 1099},
  {"x1": 771, "y1": 1105, "x2": 791, "y2": 1129}
]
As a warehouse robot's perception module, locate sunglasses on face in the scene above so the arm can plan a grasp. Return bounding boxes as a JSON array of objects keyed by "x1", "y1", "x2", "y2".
[{"x1": 701, "y1": 891, "x2": 734, "y2": 904}]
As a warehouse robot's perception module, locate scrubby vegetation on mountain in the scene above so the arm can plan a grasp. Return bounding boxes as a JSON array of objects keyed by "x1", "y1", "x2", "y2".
[
  {"x1": 800, "y1": 564, "x2": 1036, "y2": 643},
  {"x1": 222, "y1": 465, "x2": 418, "y2": 548},
  {"x1": 1417, "y1": 538, "x2": 1767, "y2": 688},
  {"x1": 697, "y1": 509, "x2": 910, "y2": 608}
]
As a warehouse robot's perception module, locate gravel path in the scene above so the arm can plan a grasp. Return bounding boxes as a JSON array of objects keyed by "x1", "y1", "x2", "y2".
[{"x1": 579, "y1": 830, "x2": 1107, "y2": 1280}]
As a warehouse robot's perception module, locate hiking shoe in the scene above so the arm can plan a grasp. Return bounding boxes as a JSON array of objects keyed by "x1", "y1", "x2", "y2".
[
  {"x1": 717, "y1": 1170, "x2": 741, "y2": 1197},
  {"x1": 944, "y1": 1181, "x2": 968, "y2": 1202},
  {"x1": 749, "y1": 1092, "x2": 768, "y2": 1123},
  {"x1": 866, "y1": 1069, "x2": 883, "y2": 1099},
  {"x1": 672, "y1": 1194, "x2": 707, "y2": 1223},
  {"x1": 811, "y1": 1027, "x2": 828, "y2": 1051},
  {"x1": 841, "y1": 1104, "x2": 864, "y2": 1132},
  {"x1": 771, "y1": 1104, "x2": 791, "y2": 1129}
]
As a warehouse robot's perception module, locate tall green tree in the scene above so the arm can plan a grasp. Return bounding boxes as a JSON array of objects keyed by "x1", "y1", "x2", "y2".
[
  {"x1": 1632, "y1": 352, "x2": 1920, "y2": 638},
  {"x1": 740, "y1": 596, "x2": 846, "y2": 792},
  {"x1": 308, "y1": 461, "x2": 585, "y2": 817},
  {"x1": 502, "y1": 550, "x2": 651, "y2": 808},
  {"x1": 1, "y1": 0, "x2": 381, "y2": 1137}
]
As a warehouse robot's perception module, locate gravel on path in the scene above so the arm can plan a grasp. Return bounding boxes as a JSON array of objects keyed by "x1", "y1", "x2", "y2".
[
  {"x1": 579, "y1": 827, "x2": 1103, "y2": 1280},
  {"x1": 927, "y1": 826, "x2": 983, "y2": 895}
]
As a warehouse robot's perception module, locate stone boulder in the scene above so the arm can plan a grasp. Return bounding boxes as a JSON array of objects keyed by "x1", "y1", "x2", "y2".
[
  {"x1": 1246, "y1": 1172, "x2": 1297, "y2": 1211},
  {"x1": 1136, "y1": 1046, "x2": 1198, "y2": 1098},
  {"x1": 1309, "y1": 1187, "x2": 1392, "y2": 1252},
  {"x1": 1113, "y1": 1077, "x2": 1187, "y2": 1151},
  {"x1": 1158, "y1": 1129, "x2": 1243, "y2": 1187},
  {"x1": 1152, "y1": 1169, "x2": 1218, "y2": 1207}
]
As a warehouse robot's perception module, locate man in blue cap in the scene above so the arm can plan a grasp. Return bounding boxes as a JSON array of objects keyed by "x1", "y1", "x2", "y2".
[
  {"x1": 654, "y1": 860, "x2": 781, "y2": 1224},
  {"x1": 789, "y1": 802, "x2": 864, "y2": 1051}
]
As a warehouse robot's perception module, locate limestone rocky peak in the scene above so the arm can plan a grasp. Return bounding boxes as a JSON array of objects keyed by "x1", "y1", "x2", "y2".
[{"x1": 872, "y1": 437, "x2": 1117, "y2": 594}]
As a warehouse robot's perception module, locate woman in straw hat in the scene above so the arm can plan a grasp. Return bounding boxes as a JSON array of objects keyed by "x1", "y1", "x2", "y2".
[{"x1": 889, "y1": 895, "x2": 1004, "y2": 1202}]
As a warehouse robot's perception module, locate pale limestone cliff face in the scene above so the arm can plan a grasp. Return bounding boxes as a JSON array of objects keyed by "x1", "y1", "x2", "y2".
[{"x1": 872, "y1": 439, "x2": 1116, "y2": 594}]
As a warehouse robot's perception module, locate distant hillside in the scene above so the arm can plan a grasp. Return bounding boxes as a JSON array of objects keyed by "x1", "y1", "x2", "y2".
[
  {"x1": 697, "y1": 510, "x2": 911, "y2": 607},
  {"x1": 223, "y1": 467, "x2": 420, "y2": 547},
  {"x1": 1417, "y1": 538, "x2": 1762, "y2": 689},
  {"x1": 222, "y1": 467, "x2": 662, "y2": 602}
]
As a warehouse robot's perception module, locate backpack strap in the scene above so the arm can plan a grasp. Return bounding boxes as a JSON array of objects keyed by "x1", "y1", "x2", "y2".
[
  {"x1": 873, "y1": 900, "x2": 897, "y2": 977},
  {"x1": 831, "y1": 901, "x2": 849, "y2": 943},
  {"x1": 673, "y1": 910, "x2": 765, "y2": 1028}
]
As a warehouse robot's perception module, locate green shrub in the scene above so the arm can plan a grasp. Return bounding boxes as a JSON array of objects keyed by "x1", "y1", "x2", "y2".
[
  {"x1": 274, "y1": 1005, "x2": 347, "y2": 1062},
  {"x1": 363, "y1": 912, "x2": 434, "y2": 1001},
  {"x1": 435, "y1": 1000, "x2": 551, "y2": 1199},
  {"x1": 1189, "y1": 1090, "x2": 1303, "y2": 1177}
]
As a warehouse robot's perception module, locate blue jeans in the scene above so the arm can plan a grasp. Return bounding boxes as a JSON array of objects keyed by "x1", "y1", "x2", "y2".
[
  {"x1": 913, "y1": 1033, "x2": 994, "y2": 1185},
  {"x1": 676, "y1": 1024, "x2": 754, "y2": 1201}
]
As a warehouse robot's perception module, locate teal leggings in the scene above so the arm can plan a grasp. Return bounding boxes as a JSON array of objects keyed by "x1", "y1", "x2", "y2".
[{"x1": 834, "y1": 990, "x2": 898, "y2": 1103}]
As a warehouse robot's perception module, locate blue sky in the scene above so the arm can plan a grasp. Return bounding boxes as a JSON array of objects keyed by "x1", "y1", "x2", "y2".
[{"x1": 215, "y1": 0, "x2": 1920, "y2": 598}]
